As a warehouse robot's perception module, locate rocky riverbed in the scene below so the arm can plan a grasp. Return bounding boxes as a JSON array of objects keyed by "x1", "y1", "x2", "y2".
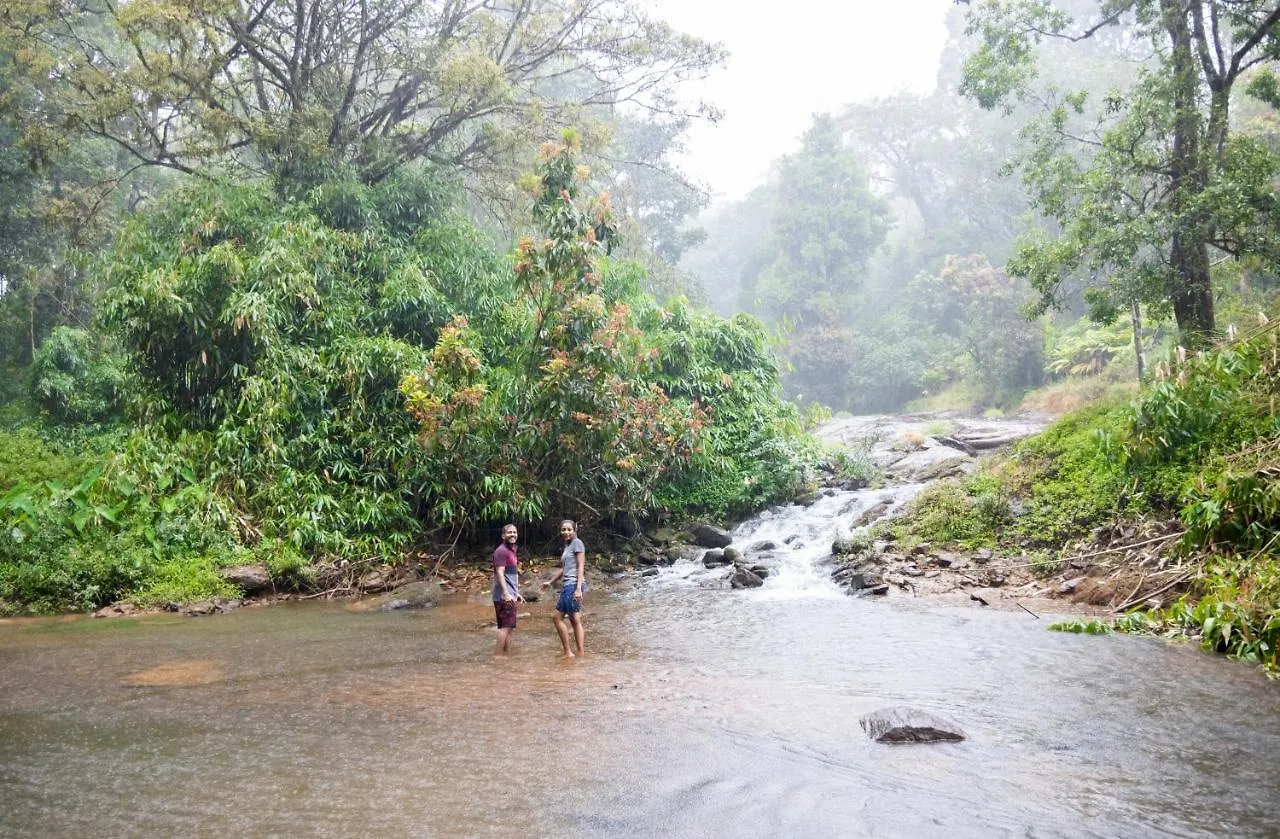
[{"x1": 623, "y1": 411, "x2": 1180, "y2": 617}]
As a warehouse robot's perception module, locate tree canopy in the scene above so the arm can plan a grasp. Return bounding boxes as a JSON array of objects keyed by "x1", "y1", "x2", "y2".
[
  {"x1": 962, "y1": 0, "x2": 1280, "y2": 346},
  {"x1": 6, "y1": 0, "x2": 724, "y2": 188}
]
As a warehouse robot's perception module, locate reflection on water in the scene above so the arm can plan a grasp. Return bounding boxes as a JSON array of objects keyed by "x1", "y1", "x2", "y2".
[{"x1": 2, "y1": 583, "x2": 1278, "y2": 838}]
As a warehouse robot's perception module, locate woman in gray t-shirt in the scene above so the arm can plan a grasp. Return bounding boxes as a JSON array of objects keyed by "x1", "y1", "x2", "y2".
[{"x1": 542, "y1": 519, "x2": 586, "y2": 657}]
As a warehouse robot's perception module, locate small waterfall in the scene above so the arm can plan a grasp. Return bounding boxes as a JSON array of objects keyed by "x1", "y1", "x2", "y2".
[{"x1": 653, "y1": 482, "x2": 928, "y2": 599}]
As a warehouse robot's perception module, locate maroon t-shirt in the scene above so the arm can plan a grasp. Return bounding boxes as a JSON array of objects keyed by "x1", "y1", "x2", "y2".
[{"x1": 491, "y1": 543, "x2": 519, "y2": 603}]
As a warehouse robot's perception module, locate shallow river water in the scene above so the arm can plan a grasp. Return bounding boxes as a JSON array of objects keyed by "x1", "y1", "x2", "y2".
[{"x1": 3, "y1": 493, "x2": 1279, "y2": 838}]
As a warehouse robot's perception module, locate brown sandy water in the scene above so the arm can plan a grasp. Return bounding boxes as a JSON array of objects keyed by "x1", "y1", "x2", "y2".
[{"x1": 2, "y1": 580, "x2": 1279, "y2": 838}]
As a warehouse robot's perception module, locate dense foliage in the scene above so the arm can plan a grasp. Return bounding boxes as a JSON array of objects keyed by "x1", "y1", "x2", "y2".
[
  {"x1": 963, "y1": 0, "x2": 1280, "y2": 347},
  {"x1": 893, "y1": 315, "x2": 1280, "y2": 671},
  {"x1": 0, "y1": 143, "x2": 814, "y2": 613}
]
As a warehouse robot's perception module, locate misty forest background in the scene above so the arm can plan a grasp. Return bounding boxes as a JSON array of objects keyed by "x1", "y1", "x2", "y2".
[{"x1": 1, "y1": 0, "x2": 1279, "y2": 655}]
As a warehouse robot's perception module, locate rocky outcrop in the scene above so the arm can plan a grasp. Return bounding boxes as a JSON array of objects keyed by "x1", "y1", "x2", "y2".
[{"x1": 813, "y1": 414, "x2": 1050, "y2": 486}]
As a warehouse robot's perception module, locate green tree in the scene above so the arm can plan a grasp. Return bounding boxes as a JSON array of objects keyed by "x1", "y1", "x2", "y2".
[
  {"x1": 742, "y1": 114, "x2": 890, "y2": 406},
  {"x1": 4, "y1": 0, "x2": 724, "y2": 189},
  {"x1": 0, "y1": 12, "x2": 181, "y2": 366},
  {"x1": 401, "y1": 134, "x2": 705, "y2": 526},
  {"x1": 962, "y1": 0, "x2": 1280, "y2": 347}
]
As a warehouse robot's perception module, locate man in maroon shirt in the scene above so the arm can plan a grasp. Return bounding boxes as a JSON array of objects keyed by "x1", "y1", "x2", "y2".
[{"x1": 492, "y1": 524, "x2": 522, "y2": 656}]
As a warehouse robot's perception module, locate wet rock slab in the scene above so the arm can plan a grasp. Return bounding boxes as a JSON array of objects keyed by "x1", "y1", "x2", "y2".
[{"x1": 860, "y1": 707, "x2": 966, "y2": 744}]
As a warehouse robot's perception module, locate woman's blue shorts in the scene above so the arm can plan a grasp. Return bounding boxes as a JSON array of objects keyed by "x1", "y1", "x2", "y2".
[{"x1": 555, "y1": 584, "x2": 582, "y2": 615}]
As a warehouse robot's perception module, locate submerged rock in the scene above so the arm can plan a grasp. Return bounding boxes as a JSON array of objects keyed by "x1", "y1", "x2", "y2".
[{"x1": 860, "y1": 707, "x2": 966, "y2": 744}]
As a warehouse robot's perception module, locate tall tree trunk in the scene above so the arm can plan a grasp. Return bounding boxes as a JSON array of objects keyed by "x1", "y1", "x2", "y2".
[
  {"x1": 1130, "y1": 299, "x2": 1145, "y2": 384},
  {"x1": 1163, "y1": 0, "x2": 1216, "y2": 348}
]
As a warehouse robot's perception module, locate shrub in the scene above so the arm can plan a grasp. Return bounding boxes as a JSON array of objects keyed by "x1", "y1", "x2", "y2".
[{"x1": 28, "y1": 327, "x2": 128, "y2": 424}]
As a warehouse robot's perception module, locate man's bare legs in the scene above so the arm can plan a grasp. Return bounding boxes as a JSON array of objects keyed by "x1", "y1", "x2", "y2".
[
  {"x1": 495, "y1": 626, "x2": 513, "y2": 657},
  {"x1": 552, "y1": 612, "x2": 575, "y2": 657},
  {"x1": 569, "y1": 613, "x2": 585, "y2": 656}
]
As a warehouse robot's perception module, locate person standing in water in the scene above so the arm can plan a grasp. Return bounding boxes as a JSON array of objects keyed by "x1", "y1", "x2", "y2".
[
  {"x1": 542, "y1": 520, "x2": 586, "y2": 657},
  {"x1": 492, "y1": 523, "x2": 522, "y2": 656}
]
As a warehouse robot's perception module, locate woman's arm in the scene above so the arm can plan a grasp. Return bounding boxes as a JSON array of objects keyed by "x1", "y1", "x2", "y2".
[{"x1": 574, "y1": 549, "x2": 585, "y2": 599}]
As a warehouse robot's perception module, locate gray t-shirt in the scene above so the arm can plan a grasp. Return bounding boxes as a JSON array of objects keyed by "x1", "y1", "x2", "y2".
[{"x1": 560, "y1": 537, "x2": 585, "y2": 588}]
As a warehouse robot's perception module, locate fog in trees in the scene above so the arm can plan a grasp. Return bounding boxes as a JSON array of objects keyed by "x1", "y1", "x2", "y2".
[{"x1": 680, "y1": 0, "x2": 1280, "y2": 413}]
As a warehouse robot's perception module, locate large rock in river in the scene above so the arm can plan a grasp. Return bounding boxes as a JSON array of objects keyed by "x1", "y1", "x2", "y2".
[
  {"x1": 860, "y1": 706, "x2": 966, "y2": 744},
  {"x1": 687, "y1": 522, "x2": 732, "y2": 548}
]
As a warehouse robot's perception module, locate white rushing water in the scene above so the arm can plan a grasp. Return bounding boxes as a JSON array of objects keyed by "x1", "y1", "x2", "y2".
[{"x1": 652, "y1": 482, "x2": 928, "y2": 600}]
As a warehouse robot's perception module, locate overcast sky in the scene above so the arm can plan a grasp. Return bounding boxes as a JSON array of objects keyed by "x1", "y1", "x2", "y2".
[{"x1": 652, "y1": 0, "x2": 954, "y2": 203}]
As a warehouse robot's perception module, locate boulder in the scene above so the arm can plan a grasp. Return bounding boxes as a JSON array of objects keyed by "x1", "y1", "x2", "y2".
[
  {"x1": 687, "y1": 522, "x2": 733, "y2": 549},
  {"x1": 650, "y1": 527, "x2": 678, "y2": 545},
  {"x1": 94, "y1": 601, "x2": 140, "y2": 618},
  {"x1": 831, "y1": 536, "x2": 863, "y2": 556},
  {"x1": 219, "y1": 564, "x2": 273, "y2": 594},
  {"x1": 722, "y1": 546, "x2": 741, "y2": 562},
  {"x1": 860, "y1": 707, "x2": 966, "y2": 744},
  {"x1": 729, "y1": 567, "x2": 764, "y2": 589},
  {"x1": 702, "y1": 549, "x2": 731, "y2": 568},
  {"x1": 373, "y1": 580, "x2": 444, "y2": 611},
  {"x1": 665, "y1": 544, "x2": 701, "y2": 564}
]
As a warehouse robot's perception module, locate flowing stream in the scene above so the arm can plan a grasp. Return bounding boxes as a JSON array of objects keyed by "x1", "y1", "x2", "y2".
[{"x1": 3, "y1": 455, "x2": 1279, "y2": 837}]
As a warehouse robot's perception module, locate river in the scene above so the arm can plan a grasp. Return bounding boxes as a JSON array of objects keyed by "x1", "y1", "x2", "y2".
[{"x1": 3, "y1": 414, "x2": 1279, "y2": 837}]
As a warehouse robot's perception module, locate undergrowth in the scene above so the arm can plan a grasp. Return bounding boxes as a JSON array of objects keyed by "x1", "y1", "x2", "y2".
[{"x1": 896, "y1": 316, "x2": 1280, "y2": 673}]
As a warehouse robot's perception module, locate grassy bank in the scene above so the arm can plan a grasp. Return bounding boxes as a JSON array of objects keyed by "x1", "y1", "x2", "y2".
[{"x1": 891, "y1": 318, "x2": 1280, "y2": 673}]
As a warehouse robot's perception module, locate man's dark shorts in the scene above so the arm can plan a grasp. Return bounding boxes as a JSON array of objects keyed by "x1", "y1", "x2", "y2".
[
  {"x1": 494, "y1": 600, "x2": 518, "y2": 629},
  {"x1": 555, "y1": 584, "x2": 582, "y2": 615}
]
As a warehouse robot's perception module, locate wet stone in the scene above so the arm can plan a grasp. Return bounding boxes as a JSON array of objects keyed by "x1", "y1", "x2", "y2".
[
  {"x1": 860, "y1": 707, "x2": 966, "y2": 744},
  {"x1": 688, "y1": 522, "x2": 732, "y2": 548},
  {"x1": 729, "y1": 567, "x2": 764, "y2": 588}
]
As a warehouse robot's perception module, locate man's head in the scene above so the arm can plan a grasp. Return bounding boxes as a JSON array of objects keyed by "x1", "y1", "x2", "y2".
[{"x1": 502, "y1": 524, "x2": 518, "y2": 544}]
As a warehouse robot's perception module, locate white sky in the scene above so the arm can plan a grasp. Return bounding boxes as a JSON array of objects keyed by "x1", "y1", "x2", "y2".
[{"x1": 651, "y1": 0, "x2": 954, "y2": 203}]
